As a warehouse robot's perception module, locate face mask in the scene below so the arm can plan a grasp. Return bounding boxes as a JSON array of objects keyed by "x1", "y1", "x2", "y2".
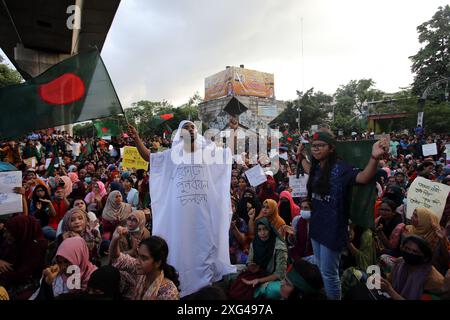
[
  {"x1": 132, "y1": 178, "x2": 137, "y2": 184},
  {"x1": 401, "y1": 250, "x2": 425, "y2": 266},
  {"x1": 85, "y1": 177, "x2": 92, "y2": 184},
  {"x1": 301, "y1": 210, "x2": 311, "y2": 220}
]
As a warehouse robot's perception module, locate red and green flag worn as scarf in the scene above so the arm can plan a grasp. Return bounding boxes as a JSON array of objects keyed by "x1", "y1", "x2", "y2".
[{"x1": 0, "y1": 49, "x2": 123, "y2": 139}]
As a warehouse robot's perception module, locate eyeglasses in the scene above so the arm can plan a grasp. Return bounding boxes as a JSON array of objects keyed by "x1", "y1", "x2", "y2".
[{"x1": 311, "y1": 143, "x2": 328, "y2": 149}]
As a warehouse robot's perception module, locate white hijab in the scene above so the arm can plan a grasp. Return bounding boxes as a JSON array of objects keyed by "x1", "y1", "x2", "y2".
[{"x1": 171, "y1": 120, "x2": 208, "y2": 149}]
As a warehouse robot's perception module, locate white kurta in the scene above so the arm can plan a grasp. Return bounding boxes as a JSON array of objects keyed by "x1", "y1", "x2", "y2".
[{"x1": 150, "y1": 144, "x2": 236, "y2": 297}]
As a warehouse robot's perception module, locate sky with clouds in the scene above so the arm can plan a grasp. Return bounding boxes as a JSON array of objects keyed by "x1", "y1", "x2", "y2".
[{"x1": 2, "y1": 0, "x2": 448, "y2": 108}]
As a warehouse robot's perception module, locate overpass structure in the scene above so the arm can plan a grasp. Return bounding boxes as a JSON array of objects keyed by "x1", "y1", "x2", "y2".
[{"x1": 0, "y1": 0, "x2": 121, "y2": 134}]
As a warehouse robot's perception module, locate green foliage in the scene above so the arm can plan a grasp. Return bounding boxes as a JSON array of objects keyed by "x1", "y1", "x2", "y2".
[
  {"x1": 331, "y1": 79, "x2": 384, "y2": 133},
  {"x1": 0, "y1": 55, "x2": 22, "y2": 88},
  {"x1": 271, "y1": 88, "x2": 332, "y2": 131},
  {"x1": 410, "y1": 5, "x2": 450, "y2": 101}
]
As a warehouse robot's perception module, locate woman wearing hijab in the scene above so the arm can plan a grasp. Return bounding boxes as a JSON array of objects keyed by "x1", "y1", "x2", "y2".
[
  {"x1": 277, "y1": 190, "x2": 301, "y2": 225},
  {"x1": 68, "y1": 172, "x2": 86, "y2": 201},
  {"x1": 404, "y1": 208, "x2": 450, "y2": 275},
  {"x1": 236, "y1": 188, "x2": 262, "y2": 224},
  {"x1": 258, "y1": 175, "x2": 279, "y2": 203},
  {"x1": 119, "y1": 210, "x2": 151, "y2": 257},
  {"x1": 101, "y1": 191, "x2": 132, "y2": 239},
  {"x1": 34, "y1": 237, "x2": 97, "y2": 299},
  {"x1": 380, "y1": 235, "x2": 445, "y2": 300},
  {"x1": 229, "y1": 217, "x2": 288, "y2": 300},
  {"x1": 0, "y1": 215, "x2": 48, "y2": 300},
  {"x1": 280, "y1": 258, "x2": 327, "y2": 300},
  {"x1": 252, "y1": 199, "x2": 288, "y2": 238},
  {"x1": 59, "y1": 208, "x2": 101, "y2": 263},
  {"x1": 59, "y1": 175, "x2": 73, "y2": 199},
  {"x1": 84, "y1": 181, "x2": 107, "y2": 214}
]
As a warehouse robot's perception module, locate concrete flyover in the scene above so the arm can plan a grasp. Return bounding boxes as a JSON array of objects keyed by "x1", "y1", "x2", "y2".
[{"x1": 0, "y1": 0, "x2": 121, "y2": 133}]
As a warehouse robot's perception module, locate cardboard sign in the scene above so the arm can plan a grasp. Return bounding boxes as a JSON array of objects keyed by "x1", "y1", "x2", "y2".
[
  {"x1": 23, "y1": 157, "x2": 37, "y2": 168},
  {"x1": 422, "y1": 143, "x2": 438, "y2": 157},
  {"x1": 289, "y1": 174, "x2": 309, "y2": 198},
  {"x1": 406, "y1": 177, "x2": 450, "y2": 221},
  {"x1": 0, "y1": 171, "x2": 23, "y2": 215},
  {"x1": 121, "y1": 146, "x2": 149, "y2": 171},
  {"x1": 244, "y1": 165, "x2": 267, "y2": 187}
]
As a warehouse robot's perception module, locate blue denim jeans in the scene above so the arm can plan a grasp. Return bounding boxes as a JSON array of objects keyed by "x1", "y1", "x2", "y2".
[{"x1": 311, "y1": 239, "x2": 342, "y2": 300}]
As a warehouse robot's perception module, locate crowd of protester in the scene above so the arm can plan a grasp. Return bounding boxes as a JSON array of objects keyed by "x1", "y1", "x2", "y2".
[{"x1": 0, "y1": 125, "x2": 449, "y2": 300}]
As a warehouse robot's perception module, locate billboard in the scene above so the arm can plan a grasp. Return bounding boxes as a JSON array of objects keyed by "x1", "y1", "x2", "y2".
[{"x1": 205, "y1": 67, "x2": 274, "y2": 101}]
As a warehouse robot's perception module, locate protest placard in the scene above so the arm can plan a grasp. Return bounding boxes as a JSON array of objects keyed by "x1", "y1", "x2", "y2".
[
  {"x1": 422, "y1": 143, "x2": 438, "y2": 157},
  {"x1": 45, "y1": 158, "x2": 52, "y2": 169},
  {"x1": 0, "y1": 171, "x2": 23, "y2": 215},
  {"x1": 245, "y1": 165, "x2": 267, "y2": 187},
  {"x1": 23, "y1": 157, "x2": 37, "y2": 168},
  {"x1": 122, "y1": 146, "x2": 149, "y2": 171},
  {"x1": 406, "y1": 177, "x2": 450, "y2": 221},
  {"x1": 289, "y1": 174, "x2": 309, "y2": 198}
]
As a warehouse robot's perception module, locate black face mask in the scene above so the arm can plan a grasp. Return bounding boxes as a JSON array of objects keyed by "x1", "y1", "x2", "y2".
[{"x1": 401, "y1": 250, "x2": 426, "y2": 266}]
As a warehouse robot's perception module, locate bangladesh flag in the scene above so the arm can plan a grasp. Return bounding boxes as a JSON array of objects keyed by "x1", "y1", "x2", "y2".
[
  {"x1": 149, "y1": 113, "x2": 174, "y2": 128},
  {"x1": 94, "y1": 120, "x2": 120, "y2": 137},
  {"x1": 0, "y1": 49, "x2": 123, "y2": 139}
]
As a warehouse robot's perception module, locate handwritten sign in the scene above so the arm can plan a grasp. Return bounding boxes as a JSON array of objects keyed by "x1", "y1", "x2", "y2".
[
  {"x1": 445, "y1": 144, "x2": 450, "y2": 163},
  {"x1": 289, "y1": 174, "x2": 309, "y2": 198},
  {"x1": 45, "y1": 158, "x2": 52, "y2": 169},
  {"x1": 245, "y1": 165, "x2": 267, "y2": 187},
  {"x1": 122, "y1": 146, "x2": 149, "y2": 171},
  {"x1": 0, "y1": 171, "x2": 23, "y2": 215},
  {"x1": 23, "y1": 157, "x2": 37, "y2": 168},
  {"x1": 406, "y1": 177, "x2": 450, "y2": 221},
  {"x1": 422, "y1": 143, "x2": 438, "y2": 157}
]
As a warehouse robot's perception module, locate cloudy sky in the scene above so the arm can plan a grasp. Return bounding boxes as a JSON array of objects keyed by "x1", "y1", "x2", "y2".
[{"x1": 2, "y1": 0, "x2": 448, "y2": 108}]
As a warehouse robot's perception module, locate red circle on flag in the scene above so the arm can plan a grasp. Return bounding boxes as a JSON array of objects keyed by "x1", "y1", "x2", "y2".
[
  {"x1": 102, "y1": 127, "x2": 108, "y2": 134},
  {"x1": 38, "y1": 73, "x2": 86, "y2": 105}
]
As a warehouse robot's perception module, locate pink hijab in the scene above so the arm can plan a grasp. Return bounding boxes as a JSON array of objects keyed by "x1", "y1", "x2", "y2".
[
  {"x1": 60, "y1": 176, "x2": 73, "y2": 197},
  {"x1": 95, "y1": 181, "x2": 107, "y2": 197},
  {"x1": 68, "y1": 172, "x2": 79, "y2": 183},
  {"x1": 56, "y1": 237, "x2": 97, "y2": 290},
  {"x1": 278, "y1": 190, "x2": 301, "y2": 220}
]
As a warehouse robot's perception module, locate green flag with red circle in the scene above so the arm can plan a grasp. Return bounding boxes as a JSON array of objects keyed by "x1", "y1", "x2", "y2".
[{"x1": 0, "y1": 49, "x2": 123, "y2": 139}]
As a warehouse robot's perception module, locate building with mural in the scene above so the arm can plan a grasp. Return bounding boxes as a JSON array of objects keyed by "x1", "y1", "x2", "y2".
[{"x1": 198, "y1": 65, "x2": 286, "y2": 130}]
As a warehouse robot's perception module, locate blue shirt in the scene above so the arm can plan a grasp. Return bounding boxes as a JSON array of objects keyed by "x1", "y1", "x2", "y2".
[{"x1": 309, "y1": 160, "x2": 359, "y2": 251}]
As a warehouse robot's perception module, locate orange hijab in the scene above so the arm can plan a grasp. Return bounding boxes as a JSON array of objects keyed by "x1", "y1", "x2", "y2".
[
  {"x1": 405, "y1": 207, "x2": 440, "y2": 249},
  {"x1": 256, "y1": 199, "x2": 286, "y2": 231}
]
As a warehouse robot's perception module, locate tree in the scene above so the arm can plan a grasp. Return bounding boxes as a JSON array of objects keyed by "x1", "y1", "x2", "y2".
[
  {"x1": 0, "y1": 55, "x2": 22, "y2": 88},
  {"x1": 332, "y1": 79, "x2": 384, "y2": 133},
  {"x1": 270, "y1": 88, "x2": 332, "y2": 131},
  {"x1": 410, "y1": 5, "x2": 450, "y2": 101}
]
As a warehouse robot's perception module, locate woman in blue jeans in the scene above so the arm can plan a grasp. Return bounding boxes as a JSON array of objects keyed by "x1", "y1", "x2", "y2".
[{"x1": 297, "y1": 129, "x2": 388, "y2": 299}]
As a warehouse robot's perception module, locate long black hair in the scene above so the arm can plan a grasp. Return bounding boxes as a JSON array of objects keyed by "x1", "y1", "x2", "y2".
[
  {"x1": 306, "y1": 135, "x2": 338, "y2": 198},
  {"x1": 139, "y1": 236, "x2": 180, "y2": 289}
]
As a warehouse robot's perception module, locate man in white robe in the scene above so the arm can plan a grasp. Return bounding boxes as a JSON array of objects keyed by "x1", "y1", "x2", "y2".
[{"x1": 128, "y1": 119, "x2": 238, "y2": 297}]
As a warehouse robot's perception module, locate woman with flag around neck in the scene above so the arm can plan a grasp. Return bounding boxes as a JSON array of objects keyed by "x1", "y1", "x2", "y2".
[{"x1": 296, "y1": 128, "x2": 389, "y2": 300}]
